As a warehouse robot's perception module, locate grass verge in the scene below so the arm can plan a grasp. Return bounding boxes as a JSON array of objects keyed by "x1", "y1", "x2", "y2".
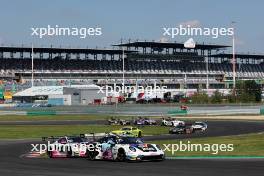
[{"x1": 0, "y1": 115, "x2": 116, "y2": 121}]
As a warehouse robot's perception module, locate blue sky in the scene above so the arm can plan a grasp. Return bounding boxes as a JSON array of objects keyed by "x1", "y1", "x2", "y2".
[{"x1": 0, "y1": 0, "x2": 263, "y2": 53}]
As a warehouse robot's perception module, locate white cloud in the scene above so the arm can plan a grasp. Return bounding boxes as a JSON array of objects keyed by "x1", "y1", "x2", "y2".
[
  {"x1": 179, "y1": 20, "x2": 201, "y2": 27},
  {"x1": 184, "y1": 38, "x2": 196, "y2": 48}
]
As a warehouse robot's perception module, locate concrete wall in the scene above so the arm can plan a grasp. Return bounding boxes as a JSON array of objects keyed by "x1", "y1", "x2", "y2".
[
  {"x1": 48, "y1": 94, "x2": 72, "y2": 105},
  {"x1": 63, "y1": 87, "x2": 105, "y2": 105}
]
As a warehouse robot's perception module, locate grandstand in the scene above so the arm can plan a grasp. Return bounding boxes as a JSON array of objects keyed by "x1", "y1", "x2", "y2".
[{"x1": 0, "y1": 41, "x2": 264, "y2": 92}]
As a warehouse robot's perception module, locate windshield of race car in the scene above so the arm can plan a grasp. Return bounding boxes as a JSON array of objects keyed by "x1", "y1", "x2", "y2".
[
  {"x1": 121, "y1": 127, "x2": 132, "y2": 131},
  {"x1": 195, "y1": 122, "x2": 206, "y2": 126},
  {"x1": 68, "y1": 137, "x2": 86, "y2": 143},
  {"x1": 118, "y1": 137, "x2": 144, "y2": 144}
]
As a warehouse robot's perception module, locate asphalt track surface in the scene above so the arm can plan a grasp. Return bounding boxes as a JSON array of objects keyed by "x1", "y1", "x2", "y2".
[
  {"x1": 0, "y1": 120, "x2": 264, "y2": 141},
  {"x1": 0, "y1": 120, "x2": 264, "y2": 175},
  {"x1": 0, "y1": 139, "x2": 264, "y2": 176}
]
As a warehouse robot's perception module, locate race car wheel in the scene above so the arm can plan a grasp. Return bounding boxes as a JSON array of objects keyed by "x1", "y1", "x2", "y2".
[
  {"x1": 116, "y1": 148, "x2": 126, "y2": 161},
  {"x1": 48, "y1": 151, "x2": 53, "y2": 158},
  {"x1": 87, "y1": 150, "x2": 98, "y2": 161},
  {"x1": 138, "y1": 131, "x2": 142, "y2": 138},
  {"x1": 67, "y1": 147, "x2": 72, "y2": 158}
]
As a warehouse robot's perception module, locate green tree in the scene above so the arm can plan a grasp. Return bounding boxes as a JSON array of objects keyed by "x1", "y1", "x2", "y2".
[
  {"x1": 190, "y1": 92, "x2": 209, "y2": 104},
  {"x1": 236, "y1": 80, "x2": 261, "y2": 102},
  {"x1": 210, "y1": 90, "x2": 223, "y2": 104}
]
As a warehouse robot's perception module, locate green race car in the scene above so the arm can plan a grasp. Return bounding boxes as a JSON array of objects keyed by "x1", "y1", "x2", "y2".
[{"x1": 111, "y1": 126, "x2": 142, "y2": 137}]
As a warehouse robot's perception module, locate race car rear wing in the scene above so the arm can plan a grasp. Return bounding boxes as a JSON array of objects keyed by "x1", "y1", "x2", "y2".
[
  {"x1": 80, "y1": 133, "x2": 108, "y2": 141},
  {"x1": 80, "y1": 133, "x2": 126, "y2": 142},
  {"x1": 42, "y1": 136, "x2": 63, "y2": 142},
  {"x1": 42, "y1": 135, "x2": 85, "y2": 142},
  {"x1": 42, "y1": 133, "x2": 110, "y2": 142}
]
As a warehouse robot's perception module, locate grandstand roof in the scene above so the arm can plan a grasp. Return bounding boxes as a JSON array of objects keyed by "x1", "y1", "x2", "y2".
[
  {"x1": 212, "y1": 53, "x2": 264, "y2": 59},
  {"x1": 114, "y1": 41, "x2": 230, "y2": 50},
  {"x1": 13, "y1": 84, "x2": 100, "y2": 97},
  {"x1": 0, "y1": 46, "x2": 136, "y2": 55}
]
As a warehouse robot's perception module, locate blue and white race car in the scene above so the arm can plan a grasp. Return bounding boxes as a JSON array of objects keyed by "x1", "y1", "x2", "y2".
[{"x1": 87, "y1": 135, "x2": 165, "y2": 161}]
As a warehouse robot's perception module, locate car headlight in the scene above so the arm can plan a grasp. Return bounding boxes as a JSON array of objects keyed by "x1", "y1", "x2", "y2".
[{"x1": 129, "y1": 146, "x2": 137, "y2": 152}]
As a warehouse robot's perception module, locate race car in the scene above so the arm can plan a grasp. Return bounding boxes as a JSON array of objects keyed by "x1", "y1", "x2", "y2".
[
  {"x1": 86, "y1": 135, "x2": 165, "y2": 162},
  {"x1": 169, "y1": 124, "x2": 194, "y2": 134},
  {"x1": 180, "y1": 105, "x2": 189, "y2": 111},
  {"x1": 161, "y1": 117, "x2": 185, "y2": 127},
  {"x1": 108, "y1": 117, "x2": 131, "y2": 125},
  {"x1": 43, "y1": 136, "x2": 89, "y2": 158},
  {"x1": 111, "y1": 126, "x2": 142, "y2": 137},
  {"x1": 192, "y1": 122, "x2": 208, "y2": 131},
  {"x1": 133, "y1": 117, "x2": 157, "y2": 125}
]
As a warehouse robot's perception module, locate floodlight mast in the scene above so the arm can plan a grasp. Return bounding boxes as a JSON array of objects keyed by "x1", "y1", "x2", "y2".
[
  {"x1": 232, "y1": 22, "x2": 236, "y2": 93},
  {"x1": 206, "y1": 57, "x2": 209, "y2": 90},
  {"x1": 31, "y1": 43, "x2": 34, "y2": 87},
  {"x1": 122, "y1": 47, "x2": 125, "y2": 94}
]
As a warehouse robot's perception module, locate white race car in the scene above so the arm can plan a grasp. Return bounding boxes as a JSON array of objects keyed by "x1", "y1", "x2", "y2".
[
  {"x1": 87, "y1": 135, "x2": 165, "y2": 161},
  {"x1": 192, "y1": 122, "x2": 208, "y2": 131},
  {"x1": 161, "y1": 118, "x2": 185, "y2": 127}
]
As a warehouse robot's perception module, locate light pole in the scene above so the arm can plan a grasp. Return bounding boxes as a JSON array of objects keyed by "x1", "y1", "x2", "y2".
[
  {"x1": 206, "y1": 57, "x2": 209, "y2": 90},
  {"x1": 232, "y1": 21, "x2": 236, "y2": 93},
  {"x1": 122, "y1": 46, "x2": 125, "y2": 94},
  {"x1": 31, "y1": 43, "x2": 34, "y2": 87}
]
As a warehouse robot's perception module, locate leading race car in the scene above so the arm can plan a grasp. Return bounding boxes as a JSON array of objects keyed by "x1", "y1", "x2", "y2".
[
  {"x1": 43, "y1": 136, "x2": 90, "y2": 158},
  {"x1": 192, "y1": 122, "x2": 208, "y2": 131},
  {"x1": 87, "y1": 135, "x2": 165, "y2": 162},
  {"x1": 111, "y1": 126, "x2": 142, "y2": 137},
  {"x1": 161, "y1": 117, "x2": 185, "y2": 127}
]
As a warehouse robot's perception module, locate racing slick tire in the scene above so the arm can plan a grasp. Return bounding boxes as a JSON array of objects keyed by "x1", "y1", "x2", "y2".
[
  {"x1": 144, "y1": 121, "x2": 149, "y2": 125},
  {"x1": 67, "y1": 147, "x2": 73, "y2": 158},
  {"x1": 116, "y1": 148, "x2": 126, "y2": 162},
  {"x1": 48, "y1": 151, "x2": 53, "y2": 158},
  {"x1": 138, "y1": 131, "x2": 142, "y2": 138},
  {"x1": 86, "y1": 150, "x2": 98, "y2": 161}
]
